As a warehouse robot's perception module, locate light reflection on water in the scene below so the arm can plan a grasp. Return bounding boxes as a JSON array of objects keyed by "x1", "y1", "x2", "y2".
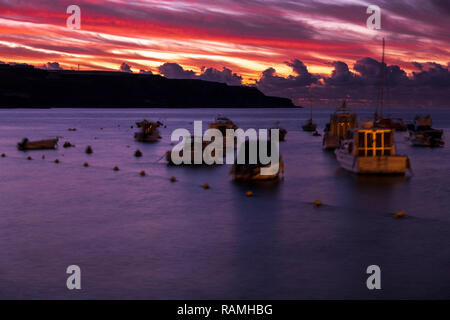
[{"x1": 0, "y1": 107, "x2": 449, "y2": 299}]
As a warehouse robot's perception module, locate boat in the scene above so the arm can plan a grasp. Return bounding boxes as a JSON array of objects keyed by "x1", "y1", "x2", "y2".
[
  {"x1": 17, "y1": 138, "x2": 58, "y2": 151},
  {"x1": 271, "y1": 122, "x2": 287, "y2": 141},
  {"x1": 334, "y1": 122, "x2": 411, "y2": 175},
  {"x1": 209, "y1": 115, "x2": 238, "y2": 149},
  {"x1": 373, "y1": 38, "x2": 407, "y2": 132},
  {"x1": 302, "y1": 118, "x2": 317, "y2": 132},
  {"x1": 231, "y1": 139, "x2": 284, "y2": 181},
  {"x1": 323, "y1": 100, "x2": 357, "y2": 150},
  {"x1": 209, "y1": 116, "x2": 238, "y2": 134},
  {"x1": 134, "y1": 120, "x2": 162, "y2": 142},
  {"x1": 407, "y1": 115, "x2": 444, "y2": 147},
  {"x1": 166, "y1": 136, "x2": 218, "y2": 165},
  {"x1": 302, "y1": 90, "x2": 317, "y2": 132}
]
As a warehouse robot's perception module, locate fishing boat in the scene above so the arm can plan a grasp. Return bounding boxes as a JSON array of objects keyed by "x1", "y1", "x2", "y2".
[
  {"x1": 335, "y1": 122, "x2": 411, "y2": 175},
  {"x1": 271, "y1": 122, "x2": 287, "y2": 141},
  {"x1": 17, "y1": 138, "x2": 58, "y2": 151},
  {"x1": 407, "y1": 115, "x2": 444, "y2": 147},
  {"x1": 209, "y1": 115, "x2": 238, "y2": 149},
  {"x1": 323, "y1": 100, "x2": 357, "y2": 150},
  {"x1": 209, "y1": 116, "x2": 238, "y2": 133},
  {"x1": 373, "y1": 38, "x2": 407, "y2": 131},
  {"x1": 134, "y1": 120, "x2": 162, "y2": 142},
  {"x1": 231, "y1": 139, "x2": 284, "y2": 181},
  {"x1": 166, "y1": 136, "x2": 218, "y2": 165}
]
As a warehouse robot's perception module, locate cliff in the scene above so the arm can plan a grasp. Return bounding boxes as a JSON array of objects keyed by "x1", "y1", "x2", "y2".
[{"x1": 0, "y1": 64, "x2": 294, "y2": 108}]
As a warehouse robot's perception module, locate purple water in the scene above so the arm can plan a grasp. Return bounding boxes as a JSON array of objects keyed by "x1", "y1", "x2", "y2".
[{"x1": 0, "y1": 107, "x2": 449, "y2": 299}]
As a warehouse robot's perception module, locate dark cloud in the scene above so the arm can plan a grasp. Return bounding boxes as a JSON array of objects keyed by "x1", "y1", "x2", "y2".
[
  {"x1": 119, "y1": 62, "x2": 132, "y2": 73},
  {"x1": 256, "y1": 59, "x2": 319, "y2": 100},
  {"x1": 158, "y1": 62, "x2": 195, "y2": 79},
  {"x1": 198, "y1": 67, "x2": 242, "y2": 86},
  {"x1": 158, "y1": 63, "x2": 242, "y2": 86},
  {"x1": 255, "y1": 58, "x2": 449, "y2": 107},
  {"x1": 42, "y1": 62, "x2": 63, "y2": 70}
]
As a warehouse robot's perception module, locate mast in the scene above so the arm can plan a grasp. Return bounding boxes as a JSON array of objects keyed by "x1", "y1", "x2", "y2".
[{"x1": 377, "y1": 38, "x2": 386, "y2": 119}]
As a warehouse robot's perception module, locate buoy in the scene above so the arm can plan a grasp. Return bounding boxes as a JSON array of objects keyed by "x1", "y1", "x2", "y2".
[
  {"x1": 27, "y1": 156, "x2": 32, "y2": 160},
  {"x1": 203, "y1": 183, "x2": 210, "y2": 189},
  {"x1": 170, "y1": 176, "x2": 177, "y2": 182},
  {"x1": 63, "y1": 141, "x2": 74, "y2": 148},
  {"x1": 135, "y1": 149, "x2": 143, "y2": 157},
  {"x1": 113, "y1": 166, "x2": 119, "y2": 171},
  {"x1": 85, "y1": 146, "x2": 93, "y2": 154},
  {"x1": 1, "y1": 153, "x2": 5, "y2": 158},
  {"x1": 314, "y1": 200, "x2": 322, "y2": 207},
  {"x1": 395, "y1": 210, "x2": 406, "y2": 218},
  {"x1": 42, "y1": 155, "x2": 45, "y2": 160},
  {"x1": 140, "y1": 170, "x2": 146, "y2": 176},
  {"x1": 246, "y1": 191, "x2": 253, "y2": 197},
  {"x1": 54, "y1": 159, "x2": 60, "y2": 164},
  {"x1": 83, "y1": 162, "x2": 89, "y2": 167}
]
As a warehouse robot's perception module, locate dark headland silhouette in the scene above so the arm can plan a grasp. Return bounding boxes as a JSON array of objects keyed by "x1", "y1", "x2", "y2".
[{"x1": 0, "y1": 64, "x2": 294, "y2": 108}]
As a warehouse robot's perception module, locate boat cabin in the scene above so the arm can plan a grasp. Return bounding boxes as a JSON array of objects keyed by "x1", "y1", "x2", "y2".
[{"x1": 353, "y1": 128, "x2": 395, "y2": 157}]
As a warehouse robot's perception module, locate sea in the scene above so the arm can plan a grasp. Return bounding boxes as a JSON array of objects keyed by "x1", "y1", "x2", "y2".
[{"x1": 0, "y1": 107, "x2": 449, "y2": 299}]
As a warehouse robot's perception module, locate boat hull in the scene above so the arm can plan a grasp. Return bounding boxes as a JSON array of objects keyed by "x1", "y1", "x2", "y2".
[
  {"x1": 322, "y1": 134, "x2": 340, "y2": 150},
  {"x1": 335, "y1": 150, "x2": 408, "y2": 175},
  {"x1": 134, "y1": 131, "x2": 161, "y2": 142},
  {"x1": 17, "y1": 138, "x2": 58, "y2": 151}
]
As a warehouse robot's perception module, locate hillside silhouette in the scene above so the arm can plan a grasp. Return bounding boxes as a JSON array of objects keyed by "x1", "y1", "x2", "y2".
[{"x1": 0, "y1": 64, "x2": 294, "y2": 108}]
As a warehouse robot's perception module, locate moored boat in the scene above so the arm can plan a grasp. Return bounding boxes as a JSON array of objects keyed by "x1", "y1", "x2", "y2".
[
  {"x1": 134, "y1": 120, "x2": 162, "y2": 142},
  {"x1": 323, "y1": 101, "x2": 357, "y2": 150},
  {"x1": 17, "y1": 138, "x2": 58, "y2": 150},
  {"x1": 407, "y1": 115, "x2": 444, "y2": 147},
  {"x1": 334, "y1": 122, "x2": 411, "y2": 175},
  {"x1": 302, "y1": 118, "x2": 317, "y2": 132},
  {"x1": 231, "y1": 139, "x2": 284, "y2": 181},
  {"x1": 271, "y1": 122, "x2": 287, "y2": 141},
  {"x1": 209, "y1": 116, "x2": 238, "y2": 133}
]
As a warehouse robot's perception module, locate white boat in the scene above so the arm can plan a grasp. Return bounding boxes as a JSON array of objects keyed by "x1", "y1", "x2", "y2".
[{"x1": 335, "y1": 123, "x2": 411, "y2": 175}]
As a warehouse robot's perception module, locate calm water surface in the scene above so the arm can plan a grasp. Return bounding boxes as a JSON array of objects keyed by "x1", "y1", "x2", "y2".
[{"x1": 0, "y1": 107, "x2": 449, "y2": 299}]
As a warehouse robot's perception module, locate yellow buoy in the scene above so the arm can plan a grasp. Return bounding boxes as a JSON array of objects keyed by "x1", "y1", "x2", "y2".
[
  {"x1": 314, "y1": 200, "x2": 322, "y2": 207},
  {"x1": 140, "y1": 170, "x2": 146, "y2": 176},
  {"x1": 113, "y1": 166, "x2": 119, "y2": 171},
  {"x1": 83, "y1": 162, "x2": 89, "y2": 167},
  {"x1": 395, "y1": 210, "x2": 406, "y2": 218},
  {"x1": 170, "y1": 176, "x2": 177, "y2": 182},
  {"x1": 246, "y1": 191, "x2": 253, "y2": 197},
  {"x1": 54, "y1": 159, "x2": 60, "y2": 164},
  {"x1": 203, "y1": 183, "x2": 210, "y2": 189}
]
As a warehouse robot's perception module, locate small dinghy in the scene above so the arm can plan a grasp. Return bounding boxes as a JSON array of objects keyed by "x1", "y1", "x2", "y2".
[
  {"x1": 134, "y1": 120, "x2": 163, "y2": 142},
  {"x1": 17, "y1": 138, "x2": 58, "y2": 151}
]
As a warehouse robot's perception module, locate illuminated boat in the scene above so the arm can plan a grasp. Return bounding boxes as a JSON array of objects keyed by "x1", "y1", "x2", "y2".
[
  {"x1": 323, "y1": 101, "x2": 357, "y2": 150},
  {"x1": 335, "y1": 122, "x2": 411, "y2": 175}
]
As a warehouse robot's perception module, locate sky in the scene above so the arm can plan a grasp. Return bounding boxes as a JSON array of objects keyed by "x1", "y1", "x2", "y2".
[{"x1": 0, "y1": 0, "x2": 449, "y2": 106}]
